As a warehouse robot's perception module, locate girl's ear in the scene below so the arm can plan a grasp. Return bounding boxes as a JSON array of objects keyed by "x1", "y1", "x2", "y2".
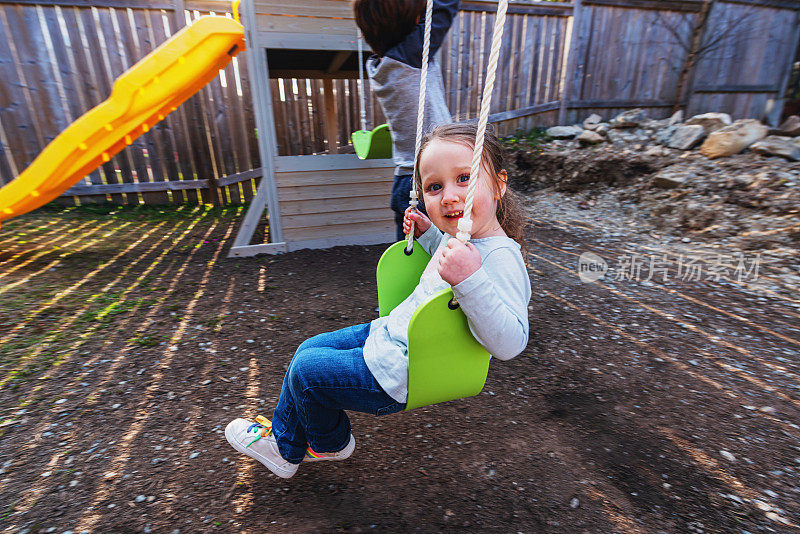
[{"x1": 495, "y1": 170, "x2": 508, "y2": 200}]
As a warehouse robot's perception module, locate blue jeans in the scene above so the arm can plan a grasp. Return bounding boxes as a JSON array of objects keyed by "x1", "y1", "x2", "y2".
[
  {"x1": 271, "y1": 323, "x2": 406, "y2": 464},
  {"x1": 390, "y1": 173, "x2": 427, "y2": 241}
]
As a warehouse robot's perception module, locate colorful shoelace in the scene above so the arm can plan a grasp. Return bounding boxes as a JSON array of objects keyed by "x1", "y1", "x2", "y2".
[
  {"x1": 247, "y1": 415, "x2": 323, "y2": 459},
  {"x1": 245, "y1": 415, "x2": 274, "y2": 448}
]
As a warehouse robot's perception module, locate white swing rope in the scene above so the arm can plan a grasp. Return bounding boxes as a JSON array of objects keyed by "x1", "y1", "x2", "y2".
[
  {"x1": 406, "y1": 0, "x2": 510, "y2": 250},
  {"x1": 357, "y1": 32, "x2": 368, "y2": 132},
  {"x1": 405, "y1": 0, "x2": 435, "y2": 253},
  {"x1": 457, "y1": 0, "x2": 509, "y2": 243}
]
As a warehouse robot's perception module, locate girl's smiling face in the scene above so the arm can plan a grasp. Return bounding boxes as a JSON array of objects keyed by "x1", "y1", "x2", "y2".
[{"x1": 419, "y1": 139, "x2": 507, "y2": 239}]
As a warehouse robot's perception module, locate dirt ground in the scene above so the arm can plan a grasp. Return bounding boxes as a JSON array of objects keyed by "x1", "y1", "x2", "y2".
[{"x1": 0, "y1": 197, "x2": 799, "y2": 533}]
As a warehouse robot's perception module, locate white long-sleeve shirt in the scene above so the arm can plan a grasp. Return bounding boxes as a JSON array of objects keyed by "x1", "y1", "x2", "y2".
[{"x1": 363, "y1": 226, "x2": 532, "y2": 403}]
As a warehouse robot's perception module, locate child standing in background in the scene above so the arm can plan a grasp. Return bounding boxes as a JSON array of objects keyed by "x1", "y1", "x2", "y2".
[{"x1": 353, "y1": 0, "x2": 459, "y2": 241}]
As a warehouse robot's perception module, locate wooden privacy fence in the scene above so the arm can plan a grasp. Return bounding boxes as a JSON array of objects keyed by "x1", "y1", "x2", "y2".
[
  {"x1": 0, "y1": 0, "x2": 798, "y2": 207},
  {"x1": 0, "y1": 0, "x2": 261, "y2": 206}
]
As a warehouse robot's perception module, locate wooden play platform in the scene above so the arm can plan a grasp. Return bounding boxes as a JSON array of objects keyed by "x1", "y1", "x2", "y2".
[{"x1": 229, "y1": 0, "x2": 397, "y2": 256}]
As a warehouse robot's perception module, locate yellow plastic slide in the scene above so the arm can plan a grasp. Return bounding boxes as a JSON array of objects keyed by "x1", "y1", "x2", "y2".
[{"x1": 0, "y1": 16, "x2": 245, "y2": 228}]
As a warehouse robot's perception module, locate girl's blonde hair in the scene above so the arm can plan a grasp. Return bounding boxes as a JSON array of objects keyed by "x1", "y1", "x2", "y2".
[{"x1": 413, "y1": 122, "x2": 528, "y2": 249}]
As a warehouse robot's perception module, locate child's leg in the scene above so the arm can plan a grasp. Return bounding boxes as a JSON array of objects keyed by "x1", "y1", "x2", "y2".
[
  {"x1": 270, "y1": 324, "x2": 372, "y2": 462},
  {"x1": 271, "y1": 323, "x2": 404, "y2": 463}
]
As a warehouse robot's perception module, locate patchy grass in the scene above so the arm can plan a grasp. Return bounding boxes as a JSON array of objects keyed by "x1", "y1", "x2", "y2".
[
  {"x1": 75, "y1": 295, "x2": 154, "y2": 325},
  {"x1": 129, "y1": 334, "x2": 166, "y2": 347},
  {"x1": 0, "y1": 335, "x2": 52, "y2": 365},
  {"x1": 1, "y1": 499, "x2": 17, "y2": 521},
  {"x1": 35, "y1": 203, "x2": 241, "y2": 222},
  {"x1": 204, "y1": 316, "x2": 226, "y2": 328},
  {"x1": 501, "y1": 127, "x2": 550, "y2": 149},
  {"x1": 0, "y1": 204, "x2": 231, "y2": 389}
]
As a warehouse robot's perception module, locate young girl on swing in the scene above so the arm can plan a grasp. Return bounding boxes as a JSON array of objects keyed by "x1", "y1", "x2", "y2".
[{"x1": 225, "y1": 123, "x2": 531, "y2": 479}]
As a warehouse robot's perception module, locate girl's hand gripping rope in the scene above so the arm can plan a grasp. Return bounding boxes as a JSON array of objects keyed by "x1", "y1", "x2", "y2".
[
  {"x1": 403, "y1": 206, "x2": 431, "y2": 239},
  {"x1": 438, "y1": 238, "x2": 481, "y2": 286}
]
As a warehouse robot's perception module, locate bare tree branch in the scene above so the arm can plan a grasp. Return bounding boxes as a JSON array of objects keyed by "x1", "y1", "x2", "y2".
[
  {"x1": 697, "y1": 10, "x2": 756, "y2": 59},
  {"x1": 670, "y1": 0, "x2": 715, "y2": 113},
  {"x1": 654, "y1": 11, "x2": 692, "y2": 53}
]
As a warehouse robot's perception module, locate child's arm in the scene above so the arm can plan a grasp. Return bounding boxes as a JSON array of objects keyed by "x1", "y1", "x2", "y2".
[
  {"x1": 403, "y1": 207, "x2": 443, "y2": 256},
  {"x1": 385, "y1": 0, "x2": 460, "y2": 69},
  {"x1": 447, "y1": 245, "x2": 531, "y2": 361}
]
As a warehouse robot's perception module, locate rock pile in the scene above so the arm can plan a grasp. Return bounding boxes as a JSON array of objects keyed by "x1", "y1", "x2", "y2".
[
  {"x1": 543, "y1": 109, "x2": 800, "y2": 162},
  {"x1": 509, "y1": 110, "x2": 800, "y2": 260}
]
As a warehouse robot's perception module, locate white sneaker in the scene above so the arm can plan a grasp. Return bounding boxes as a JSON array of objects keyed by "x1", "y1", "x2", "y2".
[
  {"x1": 225, "y1": 417, "x2": 299, "y2": 479},
  {"x1": 304, "y1": 434, "x2": 356, "y2": 462}
]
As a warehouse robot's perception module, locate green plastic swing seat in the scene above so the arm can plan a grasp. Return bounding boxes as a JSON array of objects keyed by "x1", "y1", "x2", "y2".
[
  {"x1": 376, "y1": 240, "x2": 491, "y2": 411},
  {"x1": 351, "y1": 123, "x2": 393, "y2": 159}
]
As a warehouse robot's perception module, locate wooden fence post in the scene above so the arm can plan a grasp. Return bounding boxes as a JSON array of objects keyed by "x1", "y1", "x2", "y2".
[
  {"x1": 558, "y1": 0, "x2": 581, "y2": 126},
  {"x1": 673, "y1": 0, "x2": 715, "y2": 116},
  {"x1": 173, "y1": 0, "x2": 185, "y2": 31},
  {"x1": 323, "y1": 78, "x2": 339, "y2": 154},
  {"x1": 767, "y1": 9, "x2": 800, "y2": 126}
]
